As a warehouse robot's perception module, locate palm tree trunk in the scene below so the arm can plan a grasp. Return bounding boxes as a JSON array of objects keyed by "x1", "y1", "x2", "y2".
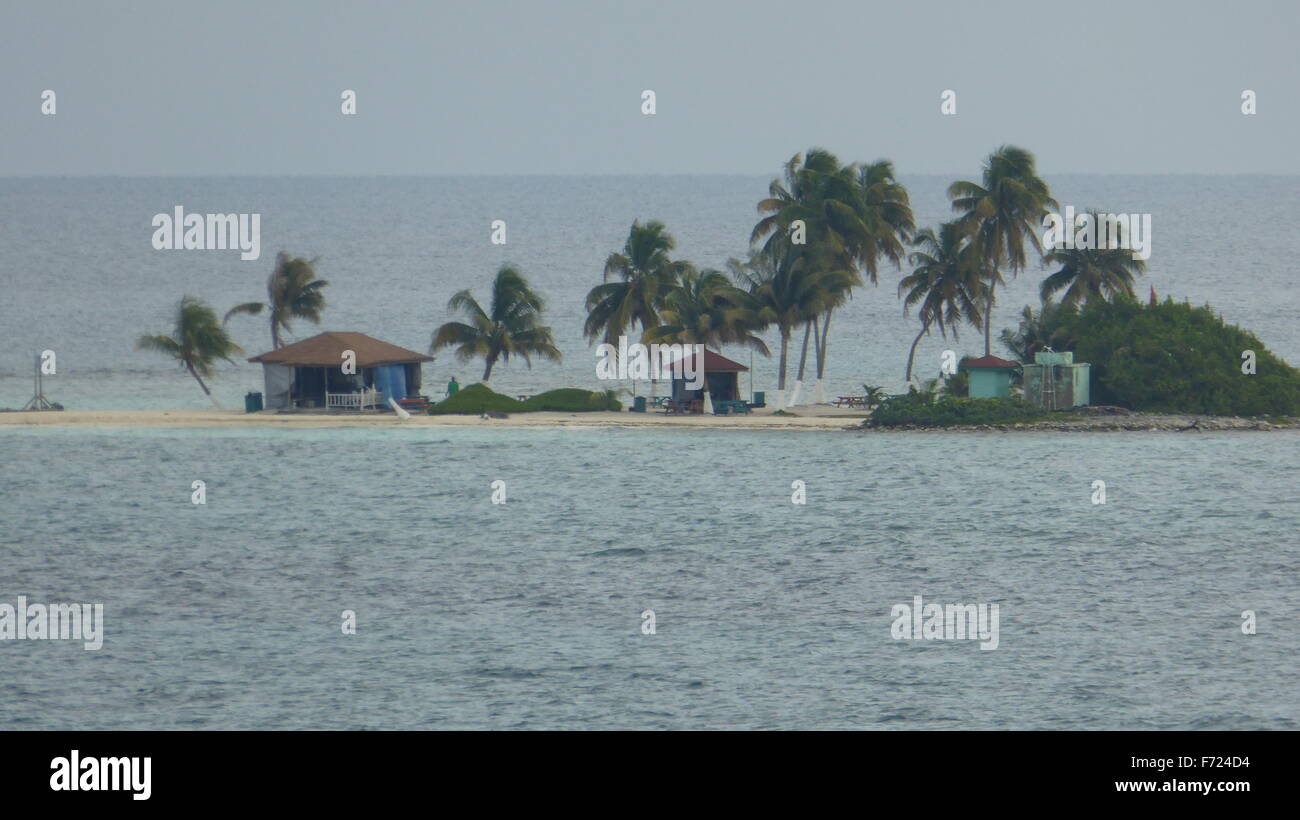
[
  {"x1": 983, "y1": 282, "x2": 995, "y2": 357},
  {"x1": 795, "y1": 320, "x2": 812, "y2": 381},
  {"x1": 814, "y1": 309, "x2": 832, "y2": 404},
  {"x1": 186, "y1": 362, "x2": 222, "y2": 408},
  {"x1": 775, "y1": 328, "x2": 790, "y2": 410},
  {"x1": 905, "y1": 324, "x2": 928, "y2": 383},
  {"x1": 482, "y1": 353, "x2": 497, "y2": 383},
  {"x1": 817, "y1": 310, "x2": 832, "y2": 377},
  {"x1": 789, "y1": 320, "x2": 812, "y2": 408}
]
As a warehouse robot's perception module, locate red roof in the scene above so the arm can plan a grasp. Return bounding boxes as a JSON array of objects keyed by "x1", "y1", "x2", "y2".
[
  {"x1": 959, "y1": 354, "x2": 1019, "y2": 369},
  {"x1": 661, "y1": 348, "x2": 748, "y2": 373},
  {"x1": 249, "y1": 332, "x2": 432, "y2": 367}
]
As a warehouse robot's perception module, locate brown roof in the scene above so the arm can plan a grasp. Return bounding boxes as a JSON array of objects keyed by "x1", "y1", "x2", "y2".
[
  {"x1": 661, "y1": 348, "x2": 749, "y2": 373},
  {"x1": 249, "y1": 332, "x2": 433, "y2": 367},
  {"x1": 959, "y1": 354, "x2": 1020, "y2": 370}
]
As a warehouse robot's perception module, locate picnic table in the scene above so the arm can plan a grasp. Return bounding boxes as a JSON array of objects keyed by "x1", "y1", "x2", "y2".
[
  {"x1": 713, "y1": 399, "x2": 752, "y2": 415},
  {"x1": 661, "y1": 398, "x2": 704, "y2": 414},
  {"x1": 833, "y1": 395, "x2": 870, "y2": 409}
]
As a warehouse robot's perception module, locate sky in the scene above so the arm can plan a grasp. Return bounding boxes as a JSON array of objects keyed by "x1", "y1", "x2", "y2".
[{"x1": 1, "y1": 0, "x2": 1297, "y2": 176}]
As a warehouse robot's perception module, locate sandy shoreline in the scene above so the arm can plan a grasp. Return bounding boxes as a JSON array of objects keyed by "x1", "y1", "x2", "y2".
[
  {"x1": 1, "y1": 407, "x2": 1294, "y2": 432},
  {"x1": 0, "y1": 407, "x2": 867, "y2": 431}
]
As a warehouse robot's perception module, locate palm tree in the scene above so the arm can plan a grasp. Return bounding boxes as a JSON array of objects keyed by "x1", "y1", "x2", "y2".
[
  {"x1": 729, "y1": 248, "x2": 850, "y2": 408},
  {"x1": 998, "y1": 299, "x2": 1076, "y2": 362},
  {"x1": 643, "y1": 268, "x2": 770, "y2": 355},
  {"x1": 431, "y1": 264, "x2": 561, "y2": 383},
  {"x1": 752, "y1": 151, "x2": 914, "y2": 404},
  {"x1": 137, "y1": 296, "x2": 244, "y2": 406},
  {"x1": 1039, "y1": 212, "x2": 1146, "y2": 306},
  {"x1": 751, "y1": 150, "x2": 859, "y2": 405},
  {"x1": 802, "y1": 159, "x2": 915, "y2": 401},
  {"x1": 224, "y1": 252, "x2": 328, "y2": 349},
  {"x1": 584, "y1": 220, "x2": 693, "y2": 347},
  {"x1": 862, "y1": 384, "x2": 887, "y2": 411},
  {"x1": 948, "y1": 146, "x2": 1057, "y2": 356},
  {"x1": 898, "y1": 223, "x2": 988, "y2": 382}
]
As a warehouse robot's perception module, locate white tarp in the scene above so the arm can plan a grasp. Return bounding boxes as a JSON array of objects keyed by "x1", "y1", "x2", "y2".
[{"x1": 263, "y1": 364, "x2": 293, "y2": 409}]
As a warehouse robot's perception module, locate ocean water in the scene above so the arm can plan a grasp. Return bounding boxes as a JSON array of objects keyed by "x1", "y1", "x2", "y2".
[
  {"x1": 1, "y1": 425, "x2": 1296, "y2": 730},
  {"x1": 0, "y1": 175, "x2": 1297, "y2": 409},
  {"x1": 1, "y1": 175, "x2": 1297, "y2": 730}
]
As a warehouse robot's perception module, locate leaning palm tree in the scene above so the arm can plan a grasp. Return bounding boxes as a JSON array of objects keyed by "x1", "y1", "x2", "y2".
[
  {"x1": 898, "y1": 223, "x2": 987, "y2": 383},
  {"x1": 1039, "y1": 212, "x2": 1146, "y2": 306},
  {"x1": 137, "y1": 296, "x2": 244, "y2": 407},
  {"x1": 948, "y1": 146, "x2": 1057, "y2": 356},
  {"x1": 224, "y1": 252, "x2": 328, "y2": 349},
  {"x1": 584, "y1": 220, "x2": 693, "y2": 347},
  {"x1": 431, "y1": 264, "x2": 561, "y2": 383}
]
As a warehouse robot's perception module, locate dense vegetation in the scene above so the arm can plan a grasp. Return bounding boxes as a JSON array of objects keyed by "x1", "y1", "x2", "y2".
[
  {"x1": 428, "y1": 384, "x2": 525, "y2": 414},
  {"x1": 428, "y1": 384, "x2": 621, "y2": 415},
  {"x1": 866, "y1": 391, "x2": 1047, "y2": 427},
  {"x1": 1002, "y1": 297, "x2": 1300, "y2": 416},
  {"x1": 521, "y1": 388, "x2": 622, "y2": 412}
]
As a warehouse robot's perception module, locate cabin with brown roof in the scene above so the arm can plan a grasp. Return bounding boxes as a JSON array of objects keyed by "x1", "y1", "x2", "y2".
[
  {"x1": 248, "y1": 331, "x2": 433, "y2": 410},
  {"x1": 665, "y1": 348, "x2": 749, "y2": 410}
]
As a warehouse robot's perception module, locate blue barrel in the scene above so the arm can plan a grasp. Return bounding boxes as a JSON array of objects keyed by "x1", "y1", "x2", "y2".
[
  {"x1": 245, "y1": 391, "x2": 263, "y2": 413},
  {"x1": 632, "y1": 396, "x2": 647, "y2": 413},
  {"x1": 751, "y1": 391, "x2": 765, "y2": 407}
]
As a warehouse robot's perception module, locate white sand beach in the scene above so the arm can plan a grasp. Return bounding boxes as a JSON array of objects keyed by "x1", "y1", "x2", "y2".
[
  {"x1": 0, "y1": 407, "x2": 868, "y2": 431},
  {"x1": 2, "y1": 407, "x2": 1293, "y2": 432}
]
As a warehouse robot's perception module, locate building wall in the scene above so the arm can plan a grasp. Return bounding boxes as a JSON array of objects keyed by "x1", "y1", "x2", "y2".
[{"x1": 969, "y1": 370, "x2": 1011, "y2": 398}]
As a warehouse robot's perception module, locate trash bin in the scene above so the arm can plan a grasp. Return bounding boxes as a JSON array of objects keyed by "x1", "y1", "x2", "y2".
[
  {"x1": 632, "y1": 396, "x2": 647, "y2": 413},
  {"x1": 751, "y1": 391, "x2": 765, "y2": 408},
  {"x1": 245, "y1": 391, "x2": 263, "y2": 413}
]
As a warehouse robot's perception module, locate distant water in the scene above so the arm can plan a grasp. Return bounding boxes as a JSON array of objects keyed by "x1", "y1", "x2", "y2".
[
  {"x1": 0, "y1": 175, "x2": 1297, "y2": 409},
  {"x1": 1, "y1": 426, "x2": 1296, "y2": 729}
]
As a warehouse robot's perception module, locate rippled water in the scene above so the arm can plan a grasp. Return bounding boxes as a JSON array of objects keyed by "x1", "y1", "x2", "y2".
[{"x1": 3, "y1": 426, "x2": 1296, "y2": 729}]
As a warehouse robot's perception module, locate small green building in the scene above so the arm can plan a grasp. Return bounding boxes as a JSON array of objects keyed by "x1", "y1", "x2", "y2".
[
  {"x1": 1022, "y1": 350, "x2": 1090, "y2": 410},
  {"x1": 958, "y1": 355, "x2": 1019, "y2": 398}
]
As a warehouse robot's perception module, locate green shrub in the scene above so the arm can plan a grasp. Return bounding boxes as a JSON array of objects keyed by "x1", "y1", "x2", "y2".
[
  {"x1": 521, "y1": 388, "x2": 622, "y2": 412},
  {"x1": 1054, "y1": 298, "x2": 1300, "y2": 415},
  {"x1": 429, "y1": 385, "x2": 622, "y2": 414},
  {"x1": 428, "y1": 384, "x2": 525, "y2": 415},
  {"x1": 866, "y1": 392, "x2": 1048, "y2": 427}
]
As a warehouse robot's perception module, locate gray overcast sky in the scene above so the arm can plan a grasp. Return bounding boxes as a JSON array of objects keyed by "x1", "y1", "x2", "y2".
[{"x1": 2, "y1": 0, "x2": 1296, "y2": 176}]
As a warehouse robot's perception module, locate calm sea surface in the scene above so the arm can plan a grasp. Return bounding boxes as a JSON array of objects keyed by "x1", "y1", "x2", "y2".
[
  {"x1": 1, "y1": 426, "x2": 1297, "y2": 730},
  {"x1": 0, "y1": 176, "x2": 1296, "y2": 729}
]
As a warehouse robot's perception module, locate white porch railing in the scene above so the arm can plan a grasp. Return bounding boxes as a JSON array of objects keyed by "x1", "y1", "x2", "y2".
[{"x1": 326, "y1": 388, "x2": 382, "y2": 410}]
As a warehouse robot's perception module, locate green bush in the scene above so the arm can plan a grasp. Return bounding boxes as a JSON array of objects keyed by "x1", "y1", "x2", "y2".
[
  {"x1": 429, "y1": 384, "x2": 622, "y2": 414},
  {"x1": 866, "y1": 392, "x2": 1048, "y2": 427},
  {"x1": 521, "y1": 388, "x2": 622, "y2": 412},
  {"x1": 1057, "y1": 298, "x2": 1300, "y2": 415},
  {"x1": 428, "y1": 384, "x2": 525, "y2": 415}
]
